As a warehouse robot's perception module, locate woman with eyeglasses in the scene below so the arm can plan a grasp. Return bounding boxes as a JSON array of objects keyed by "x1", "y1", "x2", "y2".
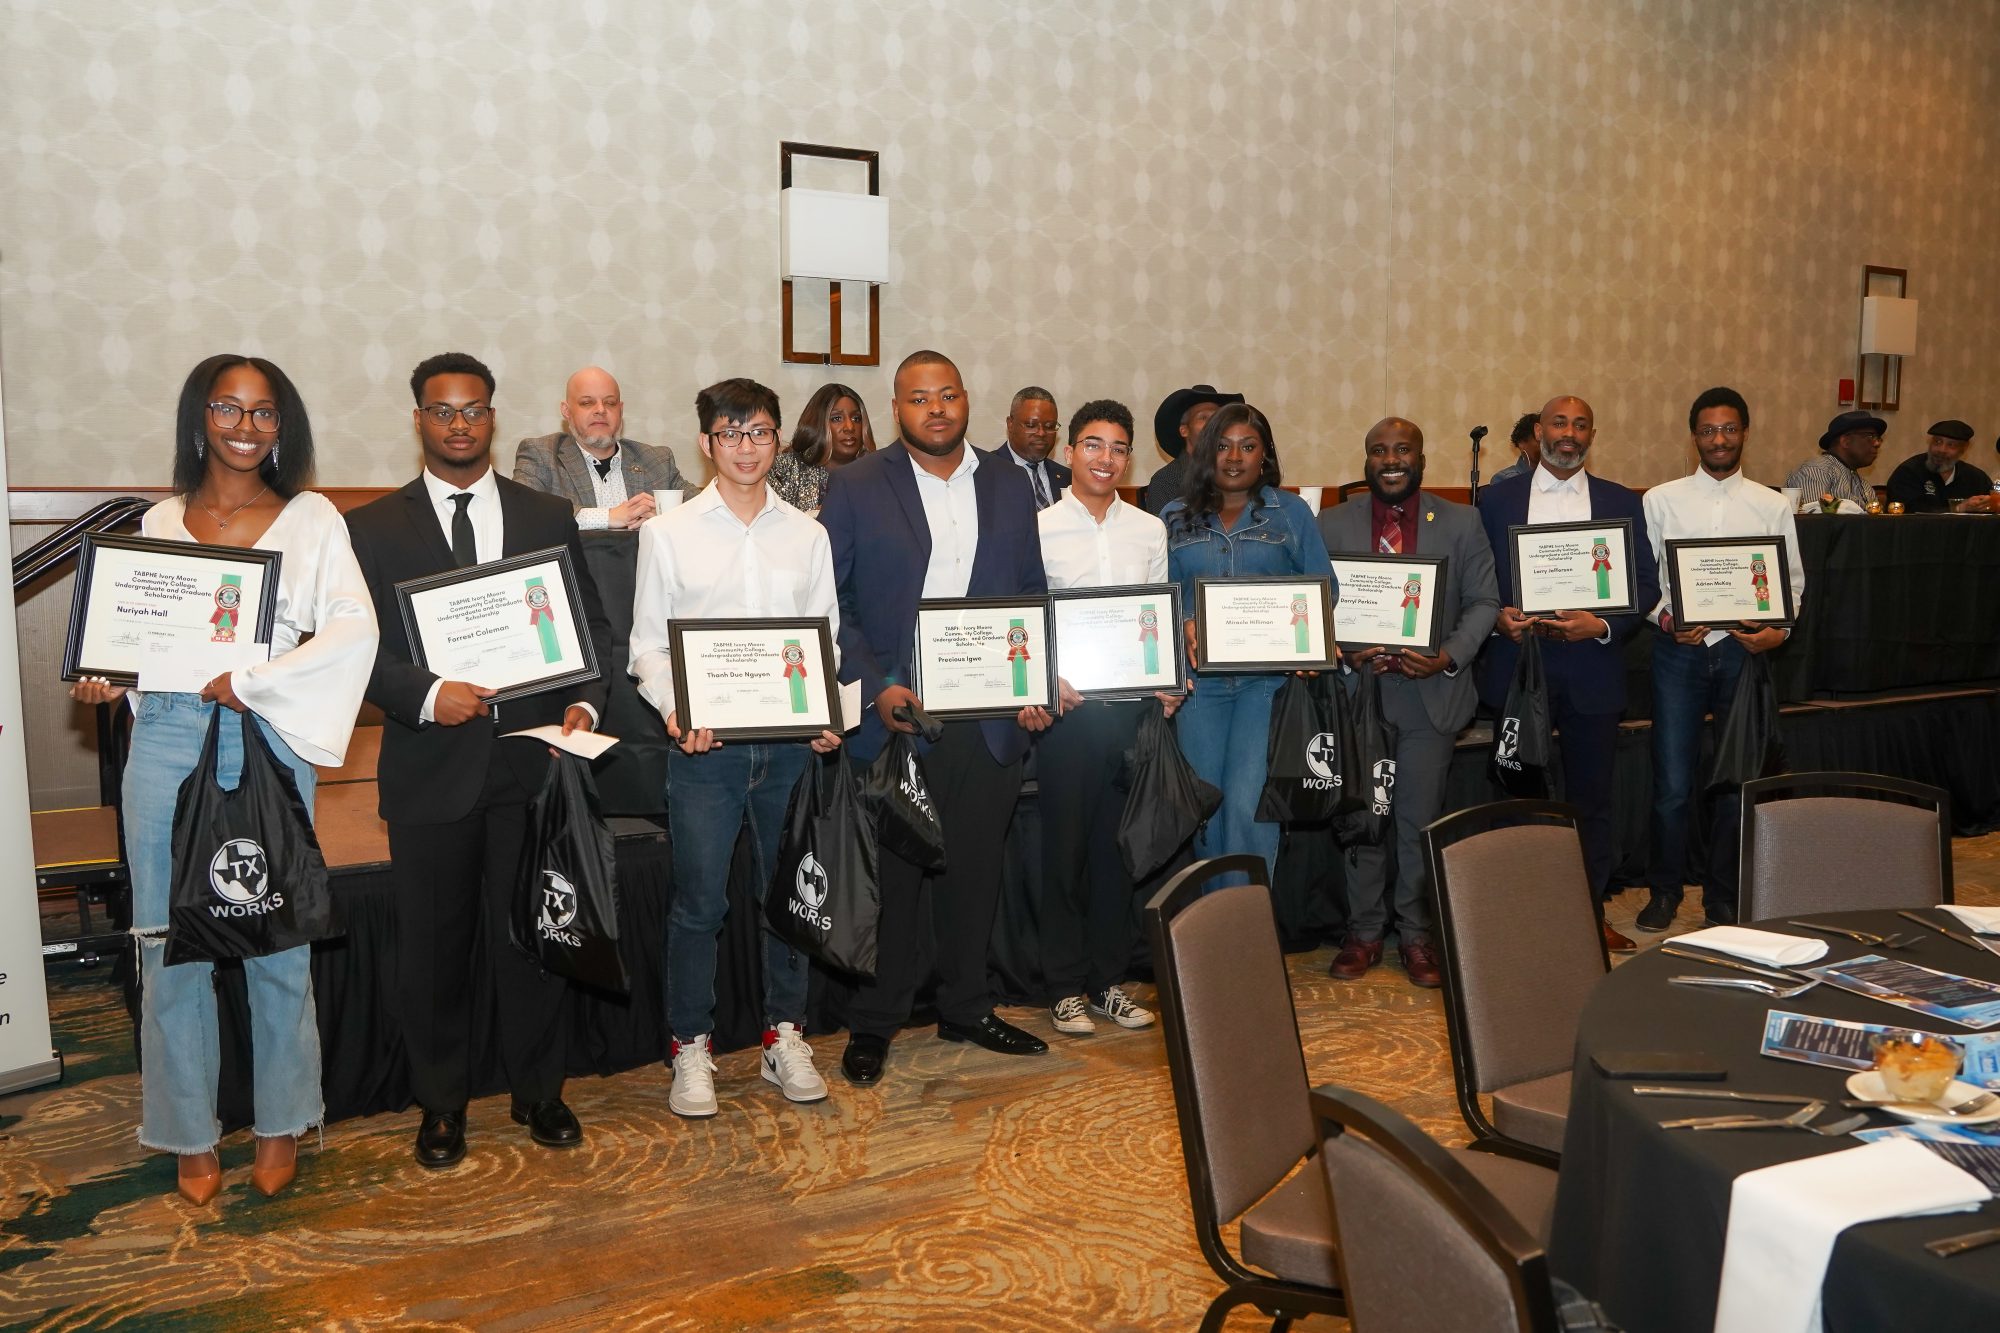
[
  {"x1": 69, "y1": 355, "x2": 377, "y2": 1206},
  {"x1": 770, "y1": 382, "x2": 876, "y2": 512},
  {"x1": 1160, "y1": 404, "x2": 1335, "y2": 883}
]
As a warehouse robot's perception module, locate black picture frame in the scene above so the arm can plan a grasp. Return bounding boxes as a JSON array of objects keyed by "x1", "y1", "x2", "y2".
[
  {"x1": 666, "y1": 616, "x2": 841, "y2": 741},
  {"x1": 1665, "y1": 536, "x2": 1796, "y2": 630},
  {"x1": 911, "y1": 595, "x2": 1057, "y2": 718},
  {"x1": 1193, "y1": 574, "x2": 1342, "y2": 672},
  {"x1": 62, "y1": 532, "x2": 284, "y2": 687},
  {"x1": 1321, "y1": 555, "x2": 1450, "y2": 656},
  {"x1": 1049, "y1": 582, "x2": 1188, "y2": 700},
  {"x1": 394, "y1": 545, "x2": 602, "y2": 706},
  {"x1": 1507, "y1": 517, "x2": 1640, "y2": 616}
]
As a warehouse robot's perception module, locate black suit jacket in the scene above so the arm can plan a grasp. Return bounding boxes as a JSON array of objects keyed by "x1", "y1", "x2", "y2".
[{"x1": 346, "y1": 473, "x2": 614, "y2": 824}]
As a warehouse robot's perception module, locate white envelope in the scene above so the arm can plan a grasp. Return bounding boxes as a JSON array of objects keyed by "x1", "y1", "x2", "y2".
[{"x1": 501, "y1": 725, "x2": 620, "y2": 760}]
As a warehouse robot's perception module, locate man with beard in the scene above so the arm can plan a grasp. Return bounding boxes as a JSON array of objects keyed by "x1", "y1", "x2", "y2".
[
  {"x1": 1318, "y1": 419, "x2": 1498, "y2": 988},
  {"x1": 512, "y1": 366, "x2": 688, "y2": 529},
  {"x1": 818, "y1": 349, "x2": 1054, "y2": 1086},
  {"x1": 1638, "y1": 387, "x2": 1804, "y2": 930},
  {"x1": 1476, "y1": 396, "x2": 1659, "y2": 953},
  {"x1": 1784, "y1": 410, "x2": 1884, "y2": 510},
  {"x1": 1000, "y1": 387, "x2": 1070, "y2": 510},
  {"x1": 1885, "y1": 419, "x2": 1996, "y2": 513},
  {"x1": 1143, "y1": 384, "x2": 1242, "y2": 515}
]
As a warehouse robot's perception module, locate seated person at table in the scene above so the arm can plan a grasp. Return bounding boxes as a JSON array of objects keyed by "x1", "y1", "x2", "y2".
[
  {"x1": 628, "y1": 378, "x2": 844, "y2": 1117},
  {"x1": 1483, "y1": 410, "x2": 1540, "y2": 489},
  {"x1": 1001, "y1": 386, "x2": 1070, "y2": 509},
  {"x1": 770, "y1": 381, "x2": 877, "y2": 513},
  {"x1": 513, "y1": 366, "x2": 688, "y2": 530},
  {"x1": 1884, "y1": 419, "x2": 1996, "y2": 513},
  {"x1": 1784, "y1": 410, "x2": 1883, "y2": 510}
]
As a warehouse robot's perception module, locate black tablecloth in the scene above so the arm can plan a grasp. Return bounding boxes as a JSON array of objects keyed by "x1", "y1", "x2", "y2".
[{"x1": 1552, "y1": 910, "x2": 2000, "y2": 1333}]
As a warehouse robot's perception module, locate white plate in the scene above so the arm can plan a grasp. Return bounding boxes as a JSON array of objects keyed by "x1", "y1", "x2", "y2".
[{"x1": 1845, "y1": 1072, "x2": 2000, "y2": 1125}]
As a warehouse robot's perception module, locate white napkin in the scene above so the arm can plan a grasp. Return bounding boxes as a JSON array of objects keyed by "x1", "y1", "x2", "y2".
[
  {"x1": 1940, "y1": 905, "x2": 2000, "y2": 935},
  {"x1": 1675, "y1": 925, "x2": 1828, "y2": 968},
  {"x1": 1713, "y1": 1139, "x2": 1989, "y2": 1333}
]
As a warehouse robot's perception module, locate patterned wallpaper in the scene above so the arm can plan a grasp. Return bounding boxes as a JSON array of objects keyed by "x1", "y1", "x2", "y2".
[{"x1": 3, "y1": 0, "x2": 1997, "y2": 494}]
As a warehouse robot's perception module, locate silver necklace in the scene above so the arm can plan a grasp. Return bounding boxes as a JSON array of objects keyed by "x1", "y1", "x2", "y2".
[{"x1": 198, "y1": 484, "x2": 268, "y2": 530}]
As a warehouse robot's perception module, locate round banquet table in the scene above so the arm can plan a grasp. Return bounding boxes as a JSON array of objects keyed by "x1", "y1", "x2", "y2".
[{"x1": 1549, "y1": 909, "x2": 2000, "y2": 1333}]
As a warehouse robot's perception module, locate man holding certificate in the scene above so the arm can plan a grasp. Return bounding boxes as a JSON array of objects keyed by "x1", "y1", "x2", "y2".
[
  {"x1": 819, "y1": 349, "x2": 1053, "y2": 1087},
  {"x1": 1476, "y1": 395, "x2": 1659, "y2": 954},
  {"x1": 347, "y1": 352, "x2": 613, "y2": 1169},
  {"x1": 1319, "y1": 417, "x2": 1498, "y2": 989},
  {"x1": 628, "y1": 378, "x2": 843, "y2": 1117}
]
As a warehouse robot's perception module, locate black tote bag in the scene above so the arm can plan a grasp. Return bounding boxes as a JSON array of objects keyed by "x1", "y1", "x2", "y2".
[
  {"x1": 1118, "y1": 700, "x2": 1223, "y2": 880},
  {"x1": 1490, "y1": 633, "x2": 1553, "y2": 798},
  {"x1": 765, "y1": 752, "x2": 882, "y2": 977},
  {"x1": 1706, "y1": 650, "x2": 1785, "y2": 792},
  {"x1": 164, "y1": 710, "x2": 335, "y2": 966},
  {"x1": 511, "y1": 753, "x2": 628, "y2": 995},
  {"x1": 1331, "y1": 669, "x2": 1399, "y2": 849},
  {"x1": 1256, "y1": 674, "x2": 1353, "y2": 826},
  {"x1": 860, "y1": 732, "x2": 948, "y2": 871}
]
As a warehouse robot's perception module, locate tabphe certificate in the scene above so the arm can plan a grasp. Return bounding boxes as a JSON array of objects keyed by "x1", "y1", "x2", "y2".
[
  {"x1": 1510, "y1": 519, "x2": 1638, "y2": 616},
  {"x1": 1050, "y1": 584, "x2": 1186, "y2": 697},
  {"x1": 669, "y1": 618, "x2": 838, "y2": 740},
  {"x1": 1194, "y1": 576, "x2": 1339, "y2": 671},
  {"x1": 396, "y1": 547, "x2": 600, "y2": 705},
  {"x1": 64, "y1": 533, "x2": 281, "y2": 686},
  {"x1": 1666, "y1": 536, "x2": 1795, "y2": 627},
  {"x1": 912, "y1": 597, "x2": 1056, "y2": 717},
  {"x1": 1325, "y1": 557, "x2": 1445, "y2": 655}
]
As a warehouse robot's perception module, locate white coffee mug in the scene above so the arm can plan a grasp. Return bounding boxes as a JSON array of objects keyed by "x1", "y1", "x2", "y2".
[
  {"x1": 1781, "y1": 486, "x2": 1802, "y2": 513},
  {"x1": 653, "y1": 489, "x2": 684, "y2": 514}
]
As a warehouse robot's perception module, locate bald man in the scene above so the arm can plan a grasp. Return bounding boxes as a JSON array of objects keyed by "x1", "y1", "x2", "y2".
[
  {"x1": 513, "y1": 366, "x2": 689, "y2": 530},
  {"x1": 1476, "y1": 396, "x2": 1659, "y2": 954}
]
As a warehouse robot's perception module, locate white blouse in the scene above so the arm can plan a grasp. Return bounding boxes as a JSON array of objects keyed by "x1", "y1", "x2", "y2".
[{"x1": 139, "y1": 492, "x2": 379, "y2": 767}]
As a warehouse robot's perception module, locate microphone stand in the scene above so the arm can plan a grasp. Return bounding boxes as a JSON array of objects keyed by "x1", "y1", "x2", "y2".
[{"x1": 1467, "y1": 424, "x2": 1489, "y2": 507}]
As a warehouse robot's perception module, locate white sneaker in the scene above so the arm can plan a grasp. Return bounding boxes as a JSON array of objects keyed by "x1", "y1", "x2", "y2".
[
  {"x1": 669, "y1": 1035, "x2": 718, "y2": 1118},
  {"x1": 1090, "y1": 986, "x2": 1156, "y2": 1030},
  {"x1": 1051, "y1": 994, "x2": 1096, "y2": 1035},
  {"x1": 761, "y1": 1023, "x2": 828, "y2": 1103}
]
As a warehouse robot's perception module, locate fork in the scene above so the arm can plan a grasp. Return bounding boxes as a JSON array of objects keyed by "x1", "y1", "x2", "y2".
[
  {"x1": 1842, "y1": 1089, "x2": 2000, "y2": 1118},
  {"x1": 1691, "y1": 1101, "x2": 1828, "y2": 1133},
  {"x1": 1669, "y1": 974, "x2": 1820, "y2": 998},
  {"x1": 1784, "y1": 920, "x2": 1914, "y2": 950}
]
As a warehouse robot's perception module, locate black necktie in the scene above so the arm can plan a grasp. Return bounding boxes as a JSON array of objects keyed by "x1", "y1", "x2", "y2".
[
  {"x1": 591, "y1": 457, "x2": 612, "y2": 480},
  {"x1": 449, "y1": 492, "x2": 476, "y2": 567},
  {"x1": 1031, "y1": 463, "x2": 1051, "y2": 509}
]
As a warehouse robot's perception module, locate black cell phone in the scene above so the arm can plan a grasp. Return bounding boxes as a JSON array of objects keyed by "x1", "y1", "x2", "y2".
[{"x1": 1590, "y1": 1050, "x2": 1728, "y2": 1081}]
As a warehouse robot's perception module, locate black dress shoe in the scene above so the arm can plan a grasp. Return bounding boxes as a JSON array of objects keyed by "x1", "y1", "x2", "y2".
[
  {"x1": 1703, "y1": 897, "x2": 1738, "y2": 926},
  {"x1": 415, "y1": 1109, "x2": 466, "y2": 1170},
  {"x1": 511, "y1": 1099, "x2": 582, "y2": 1148},
  {"x1": 937, "y1": 1012, "x2": 1048, "y2": 1056},
  {"x1": 842, "y1": 1033, "x2": 889, "y2": 1086},
  {"x1": 1635, "y1": 892, "x2": 1682, "y2": 932}
]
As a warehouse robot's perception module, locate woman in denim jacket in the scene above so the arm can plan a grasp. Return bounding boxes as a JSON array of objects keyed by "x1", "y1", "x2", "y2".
[{"x1": 1161, "y1": 404, "x2": 1336, "y2": 882}]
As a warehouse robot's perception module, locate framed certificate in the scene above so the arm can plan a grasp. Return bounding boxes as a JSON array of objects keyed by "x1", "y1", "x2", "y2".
[
  {"x1": 1050, "y1": 583, "x2": 1187, "y2": 699},
  {"x1": 395, "y1": 546, "x2": 601, "y2": 705},
  {"x1": 1193, "y1": 576, "x2": 1339, "y2": 672},
  {"x1": 1665, "y1": 536, "x2": 1795, "y2": 628},
  {"x1": 62, "y1": 533, "x2": 283, "y2": 686},
  {"x1": 1325, "y1": 556, "x2": 1448, "y2": 655},
  {"x1": 1509, "y1": 518, "x2": 1639, "y2": 616},
  {"x1": 667, "y1": 617, "x2": 839, "y2": 741},
  {"x1": 911, "y1": 596, "x2": 1057, "y2": 718}
]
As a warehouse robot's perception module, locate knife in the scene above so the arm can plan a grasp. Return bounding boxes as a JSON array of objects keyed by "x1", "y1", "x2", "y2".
[
  {"x1": 1631, "y1": 1086, "x2": 1820, "y2": 1106},
  {"x1": 1659, "y1": 945, "x2": 1803, "y2": 983},
  {"x1": 1897, "y1": 910, "x2": 1984, "y2": 952},
  {"x1": 1927, "y1": 1226, "x2": 2000, "y2": 1259}
]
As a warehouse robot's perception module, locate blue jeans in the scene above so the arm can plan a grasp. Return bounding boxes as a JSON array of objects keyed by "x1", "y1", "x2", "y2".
[
  {"x1": 125, "y1": 695, "x2": 321, "y2": 1153},
  {"x1": 665, "y1": 743, "x2": 811, "y2": 1040},
  {"x1": 1647, "y1": 637, "x2": 1748, "y2": 908},
  {"x1": 1174, "y1": 673, "x2": 1283, "y2": 886}
]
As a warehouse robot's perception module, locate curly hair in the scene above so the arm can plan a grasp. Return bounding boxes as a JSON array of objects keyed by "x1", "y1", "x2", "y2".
[
  {"x1": 409, "y1": 351, "x2": 494, "y2": 405},
  {"x1": 1171, "y1": 402, "x2": 1281, "y2": 533},
  {"x1": 1688, "y1": 386, "x2": 1750, "y2": 433},
  {"x1": 1067, "y1": 398, "x2": 1134, "y2": 443},
  {"x1": 788, "y1": 383, "x2": 875, "y2": 467},
  {"x1": 172, "y1": 355, "x2": 316, "y2": 499}
]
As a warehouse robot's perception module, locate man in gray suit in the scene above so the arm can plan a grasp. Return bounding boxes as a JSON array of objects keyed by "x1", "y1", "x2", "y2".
[
  {"x1": 1319, "y1": 417, "x2": 1499, "y2": 989},
  {"x1": 513, "y1": 366, "x2": 689, "y2": 530}
]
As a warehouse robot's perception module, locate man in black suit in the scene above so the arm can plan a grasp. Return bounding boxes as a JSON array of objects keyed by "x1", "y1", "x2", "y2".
[
  {"x1": 1000, "y1": 386, "x2": 1070, "y2": 509},
  {"x1": 346, "y1": 352, "x2": 613, "y2": 1168},
  {"x1": 819, "y1": 350, "x2": 1054, "y2": 1086}
]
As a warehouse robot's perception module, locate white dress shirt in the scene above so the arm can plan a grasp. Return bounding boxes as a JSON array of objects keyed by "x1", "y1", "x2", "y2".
[
  {"x1": 913, "y1": 447, "x2": 981, "y2": 598},
  {"x1": 627, "y1": 483, "x2": 841, "y2": 715},
  {"x1": 1037, "y1": 492, "x2": 1170, "y2": 590},
  {"x1": 1643, "y1": 468, "x2": 1806, "y2": 645},
  {"x1": 574, "y1": 440, "x2": 630, "y2": 532},
  {"x1": 1527, "y1": 464, "x2": 1610, "y2": 642}
]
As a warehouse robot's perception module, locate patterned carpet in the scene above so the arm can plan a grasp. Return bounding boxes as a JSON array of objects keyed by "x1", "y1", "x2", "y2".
[{"x1": 5, "y1": 837, "x2": 1997, "y2": 1332}]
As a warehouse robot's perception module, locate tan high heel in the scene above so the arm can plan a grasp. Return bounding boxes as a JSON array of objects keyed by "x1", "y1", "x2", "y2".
[
  {"x1": 251, "y1": 1134, "x2": 297, "y2": 1198},
  {"x1": 176, "y1": 1151, "x2": 222, "y2": 1206}
]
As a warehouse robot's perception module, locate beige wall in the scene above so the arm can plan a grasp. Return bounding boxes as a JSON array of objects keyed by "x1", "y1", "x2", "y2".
[{"x1": 4, "y1": 0, "x2": 1999, "y2": 492}]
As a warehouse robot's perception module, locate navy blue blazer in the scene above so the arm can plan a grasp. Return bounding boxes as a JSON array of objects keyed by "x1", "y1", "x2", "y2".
[
  {"x1": 1474, "y1": 471, "x2": 1660, "y2": 716},
  {"x1": 819, "y1": 444, "x2": 1049, "y2": 764}
]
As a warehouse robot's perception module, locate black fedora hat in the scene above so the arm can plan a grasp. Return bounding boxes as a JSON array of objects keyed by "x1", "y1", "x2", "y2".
[{"x1": 1153, "y1": 385, "x2": 1244, "y2": 458}]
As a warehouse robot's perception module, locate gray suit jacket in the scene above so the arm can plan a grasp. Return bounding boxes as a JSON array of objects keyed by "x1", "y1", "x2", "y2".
[
  {"x1": 511, "y1": 433, "x2": 688, "y2": 514},
  {"x1": 1318, "y1": 490, "x2": 1500, "y2": 735}
]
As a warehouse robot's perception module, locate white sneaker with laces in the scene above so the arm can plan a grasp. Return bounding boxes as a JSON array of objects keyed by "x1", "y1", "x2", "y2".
[
  {"x1": 1090, "y1": 985, "x2": 1156, "y2": 1029},
  {"x1": 761, "y1": 1023, "x2": 829, "y2": 1103},
  {"x1": 1051, "y1": 994, "x2": 1096, "y2": 1035},
  {"x1": 669, "y1": 1035, "x2": 718, "y2": 1118}
]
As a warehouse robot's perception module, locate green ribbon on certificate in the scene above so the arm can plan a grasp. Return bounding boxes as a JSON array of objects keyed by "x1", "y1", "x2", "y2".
[
  {"x1": 1139, "y1": 603, "x2": 1160, "y2": 676},
  {"x1": 524, "y1": 577, "x2": 560, "y2": 663},
  {"x1": 210, "y1": 573, "x2": 243, "y2": 642},
  {"x1": 782, "y1": 639, "x2": 808, "y2": 713},
  {"x1": 1400, "y1": 574, "x2": 1423, "y2": 640},
  {"x1": 1006, "y1": 618, "x2": 1031, "y2": 697},
  {"x1": 1290, "y1": 595, "x2": 1309, "y2": 654},
  {"x1": 1591, "y1": 535, "x2": 1613, "y2": 601},
  {"x1": 1750, "y1": 552, "x2": 1771, "y2": 612}
]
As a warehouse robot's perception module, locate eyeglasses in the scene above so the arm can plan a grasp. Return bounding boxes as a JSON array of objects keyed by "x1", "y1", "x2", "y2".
[
  {"x1": 208, "y1": 402, "x2": 280, "y2": 431},
  {"x1": 711, "y1": 426, "x2": 780, "y2": 447},
  {"x1": 1695, "y1": 423, "x2": 1744, "y2": 441},
  {"x1": 1020, "y1": 420, "x2": 1061, "y2": 435},
  {"x1": 1074, "y1": 439, "x2": 1132, "y2": 460},
  {"x1": 422, "y1": 404, "x2": 493, "y2": 425}
]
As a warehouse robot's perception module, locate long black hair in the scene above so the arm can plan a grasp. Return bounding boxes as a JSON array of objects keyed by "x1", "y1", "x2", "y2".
[
  {"x1": 788, "y1": 382, "x2": 876, "y2": 467},
  {"x1": 172, "y1": 355, "x2": 315, "y2": 498},
  {"x1": 1172, "y1": 402, "x2": 1281, "y2": 532}
]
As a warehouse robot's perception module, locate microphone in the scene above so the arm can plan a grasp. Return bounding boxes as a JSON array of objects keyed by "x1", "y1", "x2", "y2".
[
  {"x1": 1469, "y1": 425, "x2": 1489, "y2": 445},
  {"x1": 1468, "y1": 424, "x2": 1489, "y2": 506}
]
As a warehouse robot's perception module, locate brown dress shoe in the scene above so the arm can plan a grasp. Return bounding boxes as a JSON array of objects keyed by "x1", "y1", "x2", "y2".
[
  {"x1": 1400, "y1": 939, "x2": 1443, "y2": 989},
  {"x1": 177, "y1": 1151, "x2": 222, "y2": 1206},
  {"x1": 1600, "y1": 919, "x2": 1637, "y2": 954},
  {"x1": 252, "y1": 1134, "x2": 298, "y2": 1198},
  {"x1": 1329, "y1": 936, "x2": 1385, "y2": 980}
]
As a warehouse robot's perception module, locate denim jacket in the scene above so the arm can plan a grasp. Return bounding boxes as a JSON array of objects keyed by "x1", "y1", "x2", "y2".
[{"x1": 1162, "y1": 487, "x2": 1337, "y2": 606}]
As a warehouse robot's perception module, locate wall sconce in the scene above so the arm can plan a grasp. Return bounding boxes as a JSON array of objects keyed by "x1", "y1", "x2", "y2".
[
  {"x1": 1856, "y1": 265, "x2": 1913, "y2": 410},
  {"x1": 779, "y1": 141, "x2": 886, "y2": 366}
]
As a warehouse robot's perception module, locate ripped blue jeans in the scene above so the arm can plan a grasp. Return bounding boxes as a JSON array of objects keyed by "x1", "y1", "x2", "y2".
[{"x1": 125, "y1": 694, "x2": 322, "y2": 1153}]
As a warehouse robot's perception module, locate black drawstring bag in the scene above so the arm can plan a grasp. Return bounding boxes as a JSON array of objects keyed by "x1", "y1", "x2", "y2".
[
  {"x1": 1706, "y1": 651, "x2": 1785, "y2": 792},
  {"x1": 164, "y1": 710, "x2": 335, "y2": 965},
  {"x1": 1331, "y1": 669, "x2": 1399, "y2": 849},
  {"x1": 1256, "y1": 674, "x2": 1353, "y2": 826},
  {"x1": 765, "y1": 751, "x2": 882, "y2": 977},
  {"x1": 1118, "y1": 700, "x2": 1223, "y2": 880},
  {"x1": 511, "y1": 753, "x2": 628, "y2": 995},
  {"x1": 1490, "y1": 634, "x2": 1553, "y2": 798},
  {"x1": 860, "y1": 732, "x2": 947, "y2": 870}
]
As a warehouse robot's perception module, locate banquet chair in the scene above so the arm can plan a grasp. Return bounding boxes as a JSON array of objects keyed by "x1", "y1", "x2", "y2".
[
  {"x1": 1424, "y1": 801, "x2": 1608, "y2": 1167},
  {"x1": 1738, "y1": 771, "x2": 1952, "y2": 922},
  {"x1": 1312, "y1": 1085, "x2": 1564, "y2": 1333},
  {"x1": 1335, "y1": 479, "x2": 1370, "y2": 503}
]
